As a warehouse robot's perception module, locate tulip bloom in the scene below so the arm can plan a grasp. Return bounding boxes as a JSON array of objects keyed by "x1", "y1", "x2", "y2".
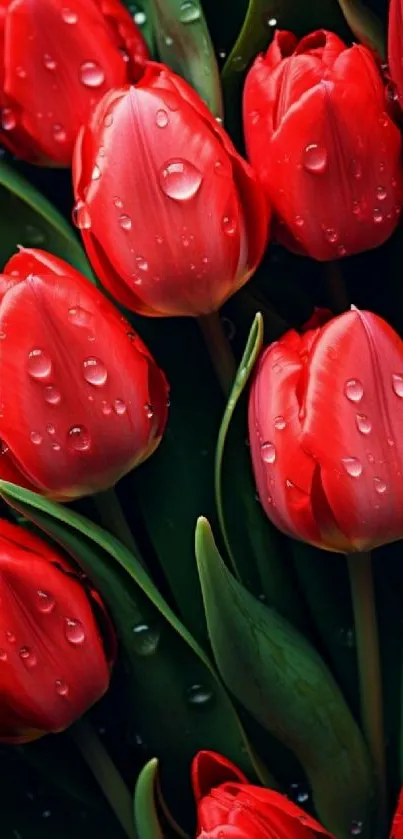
[
  {"x1": 0, "y1": 248, "x2": 169, "y2": 500},
  {"x1": 243, "y1": 30, "x2": 403, "y2": 260},
  {"x1": 192, "y1": 751, "x2": 333, "y2": 839},
  {"x1": 392, "y1": 789, "x2": 403, "y2": 839},
  {"x1": 388, "y1": 0, "x2": 403, "y2": 108},
  {"x1": 0, "y1": 0, "x2": 149, "y2": 166},
  {"x1": 0, "y1": 519, "x2": 115, "y2": 743},
  {"x1": 72, "y1": 62, "x2": 269, "y2": 318},
  {"x1": 249, "y1": 308, "x2": 403, "y2": 553}
]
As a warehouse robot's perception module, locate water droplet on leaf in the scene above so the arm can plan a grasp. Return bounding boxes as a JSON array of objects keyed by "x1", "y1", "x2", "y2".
[
  {"x1": 179, "y1": 1, "x2": 201, "y2": 23},
  {"x1": 132, "y1": 623, "x2": 160, "y2": 655},
  {"x1": 186, "y1": 684, "x2": 214, "y2": 707}
]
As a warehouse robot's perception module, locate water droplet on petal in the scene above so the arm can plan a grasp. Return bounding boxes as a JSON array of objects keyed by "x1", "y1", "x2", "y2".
[
  {"x1": 261, "y1": 442, "x2": 276, "y2": 464},
  {"x1": 376, "y1": 186, "x2": 387, "y2": 201},
  {"x1": 55, "y1": 679, "x2": 69, "y2": 696},
  {"x1": 156, "y1": 108, "x2": 168, "y2": 127},
  {"x1": 102, "y1": 400, "x2": 112, "y2": 416},
  {"x1": 0, "y1": 649, "x2": 7, "y2": 661},
  {"x1": 67, "y1": 426, "x2": 91, "y2": 452},
  {"x1": 373, "y1": 208, "x2": 383, "y2": 224},
  {"x1": 19, "y1": 647, "x2": 38, "y2": 668},
  {"x1": 72, "y1": 199, "x2": 91, "y2": 230},
  {"x1": 113, "y1": 399, "x2": 127, "y2": 415},
  {"x1": 324, "y1": 227, "x2": 338, "y2": 244},
  {"x1": 135, "y1": 256, "x2": 148, "y2": 271},
  {"x1": 43, "y1": 54, "x2": 57, "y2": 70},
  {"x1": 79, "y1": 61, "x2": 105, "y2": 88},
  {"x1": 37, "y1": 590, "x2": 55, "y2": 613},
  {"x1": 179, "y1": 0, "x2": 201, "y2": 22},
  {"x1": 222, "y1": 214, "x2": 236, "y2": 236},
  {"x1": 27, "y1": 349, "x2": 52, "y2": 380},
  {"x1": 356, "y1": 414, "x2": 371, "y2": 434},
  {"x1": 1, "y1": 107, "x2": 17, "y2": 130},
  {"x1": 68, "y1": 306, "x2": 92, "y2": 327},
  {"x1": 64, "y1": 618, "x2": 85, "y2": 645},
  {"x1": 295, "y1": 215, "x2": 304, "y2": 227},
  {"x1": 44, "y1": 386, "x2": 61, "y2": 406},
  {"x1": 91, "y1": 163, "x2": 101, "y2": 181},
  {"x1": 302, "y1": 143, "x2": 328, "y2": 174},
  {"x1": 119, "y1": 214, "x2": 132, "y2": 231},
  {"x1": 83, "y1": 357, "x2": 107, "y2": 386},
  {"x1": 6, "y1": 631, "x2": 15, "y2": 643},
  {"x1": 342, "y1": 457, "x2": 363, "y2": 477},
  {"x1": 144, "y1": 403, "x2": 154, "y2": 419},
  {"x1": 345, "y1": 379, "x2": 364, "y2": 402},
  {"x1": 16, "y1": 66, "x2": 27, "y2": 79},
  {"x1": 392, "y1": 373, "x2": 403, "y2": 397},
  {"x1": 52, "y1": 123, "x2": 67, "y2": 142},
  {"x1": 186, "y1": 684, "x2": 214, "y2": 707},
  {"x1": 159, "y1": 159, "x2": 202, "y2": 201},
  {"x1": 132, "y1": 623, "x2": 160, "y2": 655},
  {"x1": 374, "y1": 477, "x2": 387, "y2": 494},
  {"x1": 274, "y1": 416, "x2": 286, "y2": 430},
  {"x1": 61, "y1": 7, "x2": 78, "y2": 23},
  {"x1": 30, "y1": 431, "x2": 43, "y2": 445}
]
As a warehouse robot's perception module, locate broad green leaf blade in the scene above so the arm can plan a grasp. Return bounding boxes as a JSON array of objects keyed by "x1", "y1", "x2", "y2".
[
  {"x1": 215, "y1": 315, "x2": 306, "y2": 628},
  {"x1": 134, "y1": 760, "x2": 164, "y2": 839},
  {"x1": 147, "y1": 0, "x2": 223, "y2": 116},
  {"x1": 0, "y1": 162, "x2": 93, "y2": 278},
  {"x1": 335, "y1": 0, "x2": 385, "y2": 56},
  {"x1": 0, "y1": 481, "x2": 275, "y2": 823},
  {"x1": 195, "y1": 518, "x2": 374, "y2": 839}
]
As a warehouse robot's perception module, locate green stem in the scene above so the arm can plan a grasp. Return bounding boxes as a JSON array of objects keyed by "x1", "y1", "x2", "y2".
[
  {"x1": 198, "y1": 311, "x2": 237, "y2": 397},
  {"x1": 71, "y1": 718, "x2": 137, "y2": 839},
  {"x1": 347, "y1": 552, "x2": 387, "y2": 829},
  {"x1": 93, "y1": 488, "x2": 144, "y2": 566},
  {"x1": 325, "y1": 261, "x2": 350, "y2": 313}
]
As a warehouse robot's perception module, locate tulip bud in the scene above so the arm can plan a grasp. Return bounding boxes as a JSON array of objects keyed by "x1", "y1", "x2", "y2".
[
  {"x1": 0, "y1": 0, "x2": 149, "y2": 165},
  {"x1": 243, "y1": 30, "x2": 403, "y2": 260},
  {"x1": 192, "y1": 751, "x2": 333, "y2": 839},
  {"x1": 248, "y1": 308, "x2": 403, "y2": 552},
  {"x1": 0, "y1": 248, "x2": 169, "y2": 500},
  {"x1": 0, "y1": 519, "x2": 115, "y2": 743},
  {"x1": 72, "y1": 62, "x2": 269, "y2": 318}
]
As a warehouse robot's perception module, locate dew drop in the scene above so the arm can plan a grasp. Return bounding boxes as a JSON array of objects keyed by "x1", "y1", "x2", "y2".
[
  {"x1": 156, "y1": 108, "x2": 168, "y2": 128},
  {"x1": 0, "y1": 649, "x2": 7, "y2": 661},
  {"x1": 114, "y1": 197, "x2": 123, "y2": 209},
  {"x1": 222, "y1": 214, "x2": 236, "y2": 236},
  {"x1": 165, "y1": 34, "x2": 174, "y2": 46},
  {"x1": 392, "y1": 373, "x2": 403, "y2": 398},
  {"x1": 373, "y1": 208, "x2": 383, "y2": 224},
  {"x1": 55, "y1": 679, "x2": 69, "y2": 696},
  {"x1": 302, "y1": 143, "x2": 328, "y2": 174},
  {"x1": 27, "y1": 348, "x2": 52, "y2": 380},
  {"x1": 274, "y1": 416, "x2": 286, "y2": 430},
  {"x1": 376, "y1": 185, "x2": 387, "y2": 201},
  {"x1": 6, "y1": 631, "x2": 16, "y2": 643},
  {"x1": 44, "y1": 385, "x2": 61, "y2": 406},
  {"x1": 356, "y1": 414, "x2": 371, "y2": 435},
  {"x1": 119, "y1": 214, "x2": 132, "y2": 231},
  {"x1": 67, "y1": 425, "x2": 91, "y2": 452},
  {"x1": 352, "y1": 201, "x2": 362, "y2": 217},
  {"x1": 83, "y1": 357, "x2": 108, "y2": 386},
  {"x1": 64, "y1": 618, "x2": 86, "y2": 645},
  {"x1": 30, "y1": 431, "x2": 43, "y2": 445},
  {"x1": 37, "y1": 590, "x2": 55, "y2": 613},
  {"x1": 79, "y1": 61, "x2": 105, "y2": 88},
  {"x1": 134, "y1": 10, "x2": 146, "y2": 25},
  {"x1": 341, "y1": 456, "x2": 363, "y2": 477},
  {"x1": 52, "y1": 442, "x2": 61, "y2": 451},
  {"x1": 68, "y1": 306, "x2": 92, "y2": 327},
  {"x1": 144, "y1": 403, "x2": 154, "y2": 419},
  {"x1": 43, "y1": 54, "x2": 57, "y2": 71},
  {"x1": 61, "y1": 7, "x2": 78, "y2": 23},
  {"x1": 374, "y1": 477, "x2": 387, "y2": 495},
  {"x1": 91, "y1": 163, "x2": 101, "y2": 181},
  {"x1": 261, "y1": 442, "x2": 276, "y2": 464},
  {"x1": 186, "y1": 684, "x2": 214, "y2": 707},
  {"x1": 324, "y1": 227, "x2": 338, "y2": 244},
  {"x1": 159, "y1": 158, "x2": 202, "y2": 201},
  {"x1": 295, "y1": 215, "x2": 304, "y2": 227},
  {"x1": 345, "y1": 379, "x2": 364, "y2": 402},
  {"x1": 350, "y1": 821, "x2": 363, "y2": 836},
  {"x1": 19, "y1": 647, "x2": 38, "y2": 668},
  {"x1": 132, "y1": 623, "x2": 160, "y2": 656},
  {"x1": 113, "y1": 399, "x2": 127, "y2": 415},
  {"x1": 1, "y1": 107, "x2": 17, "y2": 130},
  {"x1": 102, "y1": 401, "x2": 112, "y2": 416},
  {"x1": 179, "y1": 1, "x2": 201, "y2": 22},
  {"x1": 72, "y1": 199, "x2": 91, "y2": 230},
  {"x1": 290, "y1": 783, "x2": 310, "y2": 804},
  {"x1": 135, "y1": 256, "x2": 148, "y2": 271}
]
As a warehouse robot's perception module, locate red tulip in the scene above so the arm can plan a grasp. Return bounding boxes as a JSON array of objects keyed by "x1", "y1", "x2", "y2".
[
  {"x1": 243, "y1": 30, "x2": 403, "y2": 261},
  {"x1": 0, "y1": 519, "x2": 115, "y2": 743},
  {"x1": 192, "y1": 750, "x2": 333, "y2": 839},
  {"x1": 388, "y1": 0, "x2": 403, "y2": 108},
  {"x1": 248, "y1": 307, "x2": 403, "y2": 552},
  {"x1": 392, "y1": 789, "x2": 403, "y2": 839},
  {"x1": 0, "y1": 248, "x2": 169, "y2": 500},
  {"x1": 72, "y1": 62, "x2": 269, "y2": 318},
  {"x1": 0, "y1": 0, "x2": 149, "y2": 165}
]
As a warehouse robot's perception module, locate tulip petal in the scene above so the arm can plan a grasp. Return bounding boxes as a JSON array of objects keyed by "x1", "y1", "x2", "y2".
[
  {"x1": 192, "y1": 751, "x2": 248, "y2": 803},
  {"x1": 301, "y1": 309, "x2": 403, "y2": 550},
  {"x1": 388, "y1": 0, "x2": 403, "y2": 105}
]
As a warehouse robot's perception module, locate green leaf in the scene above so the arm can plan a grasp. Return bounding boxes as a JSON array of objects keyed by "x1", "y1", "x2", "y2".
[
  {"x1": 0, "y1": 480, "x2": 274, "y2": 826},
  {"x1": 195, "y1": 518, "x2": 374, "y2": 839},
  {"x1": 147, "y1": 0, "x2": 223, "y2": 116},
  {"x1": 214, "y1": 314, "x2": 306, "y2": 628},
  {"x1": 0, "y1": 161, "x2": 93, "y2": 279},
  {"x1": 335, "y1": 0, "x2": 386, "y2": 56},
  {"x1": 134, "y1": 760, "x2": 164, "y2": 839}
]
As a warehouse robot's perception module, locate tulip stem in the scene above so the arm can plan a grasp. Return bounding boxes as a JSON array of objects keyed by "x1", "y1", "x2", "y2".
[
  {"x1": 71, "y1": 718, "x2": 137, "y2": 839},
  {"x1": 347, "y1": 552, "x2": 387, "y2": 829},
  {"x1": 93, "y1": 488, "x2": 145, "y2": 566},
  {"x1": 198, "y1": 311, "x2": 237, "y2": 396},
  {"x1": 325, "y1": 261, "x2": 350, "y2": 313}
]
